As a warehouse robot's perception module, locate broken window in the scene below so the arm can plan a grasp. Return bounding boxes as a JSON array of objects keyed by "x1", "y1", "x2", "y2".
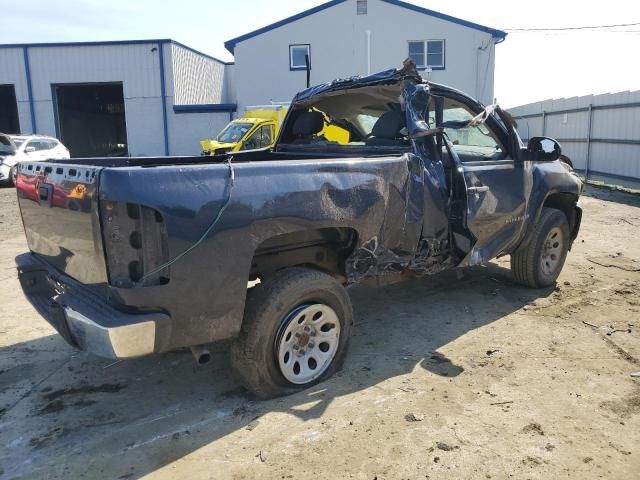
[
  {"x1": 279, "y1": 84, "x2": 409, "y2": 150},
  {"x1": 429, "y1": 98, "x2": 505, "y2": 160}
]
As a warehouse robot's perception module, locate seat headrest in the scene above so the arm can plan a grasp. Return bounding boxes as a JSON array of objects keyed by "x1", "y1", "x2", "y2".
[
  {"x1": 292, "y1": 111, "x2": 324, "y2": 137},
  {"x1": 371, "y1": 110, "x2": 404, "y2": 139}
]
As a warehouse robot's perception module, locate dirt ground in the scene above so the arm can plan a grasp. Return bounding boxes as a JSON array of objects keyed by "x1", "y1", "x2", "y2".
[{"x1": 0, "y1": 184, "x2": 638, "y2": 480}]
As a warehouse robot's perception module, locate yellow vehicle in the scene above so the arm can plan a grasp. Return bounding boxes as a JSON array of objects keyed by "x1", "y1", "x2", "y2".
[
  {"x1": 200, "y1": 105, "x2": 349, "y2": 155},
  {"x1": 200, "y1": 106, "x2": 286, "y2": 156}
]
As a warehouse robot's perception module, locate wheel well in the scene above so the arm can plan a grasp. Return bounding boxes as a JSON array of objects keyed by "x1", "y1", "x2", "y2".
[
  {"x1": 543, "y1": 192, "x2": 579, "y2": 230},
  {"x1": 249, "y1": 227, "x2": 358, "y2": 282}
]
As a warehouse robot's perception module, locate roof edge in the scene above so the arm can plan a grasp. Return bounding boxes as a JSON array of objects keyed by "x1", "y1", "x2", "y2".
[
  {"x1": 224, "y1": 0, "x2": 347, "y2": 54},
  {"x1": 380, "y1": 0, "x2": 506, "y2": 39},
  {"x1": 0, "y1": 39, "x2": 234, "y2": 65},
  {"x1": 224, "y1": 0, "x2": 506, "y2": 54}
]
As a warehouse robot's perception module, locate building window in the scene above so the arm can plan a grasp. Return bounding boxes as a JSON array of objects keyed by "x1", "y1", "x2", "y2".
[
  {"x1": 357, "y1": 0, "x2": 367, "y2": 15},
  {"x1": 290, "y1": 44, "x2": 310, "y2": 71},
  {"x1": 408, "y1": 40, "x2": 445, "y2": 70},
  {"x1": 408, "y1": 41, "x2": 425, "y2": 68}
]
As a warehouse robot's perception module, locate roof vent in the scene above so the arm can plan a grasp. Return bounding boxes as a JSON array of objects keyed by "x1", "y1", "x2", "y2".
[{"x1": 357, "y1": 0, "x2": 367, "y2": 15}]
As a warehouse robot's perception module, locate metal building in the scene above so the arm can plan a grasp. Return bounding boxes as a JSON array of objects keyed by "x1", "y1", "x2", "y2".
[
  {"x1": 226, "y1": 0, "x2": 506, "y2": 112},
  {"x1": 0, "y1": 39, "x2": 235, "y2": 157},
  {"x1": 0, "y1": 0, "x2": 506, "y2": 157}
]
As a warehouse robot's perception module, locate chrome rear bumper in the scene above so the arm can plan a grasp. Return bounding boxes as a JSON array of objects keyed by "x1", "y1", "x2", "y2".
[{"x1": 16, "y1": 253, "x2": 171, "y2": 359}]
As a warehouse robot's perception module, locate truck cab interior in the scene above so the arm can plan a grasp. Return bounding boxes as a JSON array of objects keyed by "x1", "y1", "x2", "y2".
[{"x1": 277, "y1": 82, "x2": 509, "y2": 165}]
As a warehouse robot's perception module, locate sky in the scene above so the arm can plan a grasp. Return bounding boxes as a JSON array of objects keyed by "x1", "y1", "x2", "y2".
[{"x1": 1, "y1": 0, "x2": 639, "y2": 107}]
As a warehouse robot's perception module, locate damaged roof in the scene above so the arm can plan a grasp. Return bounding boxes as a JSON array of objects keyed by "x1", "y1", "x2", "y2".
[{"x1": 224, "y1": 0, "x2": 507, "y2": 54}]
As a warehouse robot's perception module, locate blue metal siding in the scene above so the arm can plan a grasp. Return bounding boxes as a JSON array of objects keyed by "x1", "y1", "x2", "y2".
[
  {"x1": 158, "y1": 42, "x2": 170, "y2": 156},
  {"x1": 22, "y1": 47, "x2": 36, "y2": 133}
]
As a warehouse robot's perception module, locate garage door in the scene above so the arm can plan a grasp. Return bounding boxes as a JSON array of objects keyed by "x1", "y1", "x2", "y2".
[{"x1": 54, "y1": 82, "x2": 128, "y2": 157}]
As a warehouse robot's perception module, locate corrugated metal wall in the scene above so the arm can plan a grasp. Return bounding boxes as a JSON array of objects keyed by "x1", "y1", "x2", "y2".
[
  {"x1": 164, "y1": 44, "x2": 233, "y2": 155},
  {"x1": 170, "y1": 44, "x2": 227, "y2": 105},
  {"x1": 509, "y1": 91, "x2": 640, "y2": 188}
]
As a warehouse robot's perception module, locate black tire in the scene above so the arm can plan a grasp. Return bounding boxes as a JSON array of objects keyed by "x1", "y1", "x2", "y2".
[
  {"x1": 230, "y1": 267, "x2": 353, "y2": 399},
  {"x1": 511, "y1": 207, "x2": 570, "y2": 288},
  {"x1": 9, "y1": 165, "x2": 17, "y2": 187}
]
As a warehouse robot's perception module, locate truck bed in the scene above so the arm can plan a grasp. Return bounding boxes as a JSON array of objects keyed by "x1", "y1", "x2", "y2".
[{"x1": 15, "y1": 151, "x2": 420, "y2": 351}]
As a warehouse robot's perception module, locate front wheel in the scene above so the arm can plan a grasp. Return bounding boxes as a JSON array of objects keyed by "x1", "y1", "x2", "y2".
[
  {"x1": 230, "y1": 267, "x2": 353, "y2": 399},
  {"x1": 511, "y1": 207, "x2": 570, "y2": 288}
]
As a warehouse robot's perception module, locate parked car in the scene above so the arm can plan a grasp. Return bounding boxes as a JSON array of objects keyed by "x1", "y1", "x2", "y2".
[
  {"x1": 15, "y1": 60, "x2": 582, "y2": 398},
  {"x1": 0, "y1": 134, "x2": 70, "y2": 186}
]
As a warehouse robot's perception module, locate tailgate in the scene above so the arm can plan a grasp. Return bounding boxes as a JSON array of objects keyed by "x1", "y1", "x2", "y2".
[{"x1": 16, "y1": 162, "x2": 108, "y2": 284}]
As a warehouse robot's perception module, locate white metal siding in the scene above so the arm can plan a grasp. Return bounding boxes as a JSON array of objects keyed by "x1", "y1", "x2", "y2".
[
  {"x1": 509, "y1": 90, "x2": 640, "y2": 185},
  {"x1": 0, "y1": 47, "x2": 32, "y2": 133},
  {"x1": 232, "y1": 0, "x2": 496, "y2": 112},
  {"x1": 167, "y1": 111, "x2": 230, "y2": 155}
]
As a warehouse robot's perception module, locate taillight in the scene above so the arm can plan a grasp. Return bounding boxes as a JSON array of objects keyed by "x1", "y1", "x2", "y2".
[{"x1": 100, "y1": 200, "x2": 170, "y2": 287}]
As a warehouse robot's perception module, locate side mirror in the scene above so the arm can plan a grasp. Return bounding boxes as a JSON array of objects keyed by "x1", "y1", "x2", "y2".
[
  {"x1": 526, "y1": 136, "x2": 561, "y2": 162},
  {"x1": 25, "y1": 146, "x2": 36, "y2": 153}
]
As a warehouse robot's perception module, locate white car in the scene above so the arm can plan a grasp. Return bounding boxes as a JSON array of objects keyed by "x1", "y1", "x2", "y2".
[{"x1": 0, "y1": 134, "x2": 70, "y2": 186}]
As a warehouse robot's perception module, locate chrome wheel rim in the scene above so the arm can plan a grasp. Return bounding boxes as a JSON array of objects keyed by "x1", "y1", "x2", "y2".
[
  {"x1": 540, "y1": 227, "x2": 563, "y2": 276},
  {"x1": 276, "y1": 304, "x2": 341, "y2": 385}
]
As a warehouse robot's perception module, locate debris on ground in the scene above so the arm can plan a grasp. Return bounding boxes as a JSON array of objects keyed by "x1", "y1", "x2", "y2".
[
  {"x1": 521, "y1": 422, "x2": 545, "y2": 436},
  {"x1": 246, "y1": 418, "x2": 260, "y2": 431},
  {"x1": 404, "y1": 413, "x2": 425, "y2": 422},
  {"x1": 436, "y1": 442, "x2": 459, "y2": 452},
  {"x1": 582, "y1": 320, "x2": 600, "y2": 328},
  {"x1": 587, "y1": 255, "x2": 640, "y2": 271}
]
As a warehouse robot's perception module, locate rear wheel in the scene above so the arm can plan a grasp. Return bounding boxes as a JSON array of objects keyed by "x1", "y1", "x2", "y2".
[
  {"x1": 511, "y1": 207, "x2": 570, "y2": 288},
  {"x1": 230, "y1": 267, "x2": 353, "y2": 399}
]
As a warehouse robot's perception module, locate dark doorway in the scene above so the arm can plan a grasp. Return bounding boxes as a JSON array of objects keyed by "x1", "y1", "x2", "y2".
[
  {"x1": 0, "y1": 85, "x2": 20, "y2": 134},
  {"x1": 54, "y1": 83, "x2": 128, "y2": 157}
]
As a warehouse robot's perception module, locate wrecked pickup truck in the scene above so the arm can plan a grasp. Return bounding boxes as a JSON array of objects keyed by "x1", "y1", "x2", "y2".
[{"x1": 15, "y1": 61, "x2": 582, "y2": 398}]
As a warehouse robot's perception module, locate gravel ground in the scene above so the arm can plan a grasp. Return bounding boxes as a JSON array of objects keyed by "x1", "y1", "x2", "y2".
[{"x1": 0, "y1": 184, "x2": 638, "y2": 480}]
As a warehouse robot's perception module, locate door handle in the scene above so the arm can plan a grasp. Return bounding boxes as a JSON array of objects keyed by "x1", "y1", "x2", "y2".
[{"x1": 467, "y1": 185, "x2": 490, "y2": 194}]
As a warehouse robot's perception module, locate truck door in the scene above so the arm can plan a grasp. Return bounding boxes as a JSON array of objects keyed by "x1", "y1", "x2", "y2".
[{"x1": 440, "y1": 97, "x2": 527, "y2": 266}]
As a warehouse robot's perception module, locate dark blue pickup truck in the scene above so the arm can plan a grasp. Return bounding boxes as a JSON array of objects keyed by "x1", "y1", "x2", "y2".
[{"x1": 15, "y1": 61, "x2": 582, "y2": 398}]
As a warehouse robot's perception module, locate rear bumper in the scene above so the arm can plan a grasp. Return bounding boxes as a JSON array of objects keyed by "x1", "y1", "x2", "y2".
[{"x1": 16, "y1": 253, "x2": 171, "y2": 359}]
